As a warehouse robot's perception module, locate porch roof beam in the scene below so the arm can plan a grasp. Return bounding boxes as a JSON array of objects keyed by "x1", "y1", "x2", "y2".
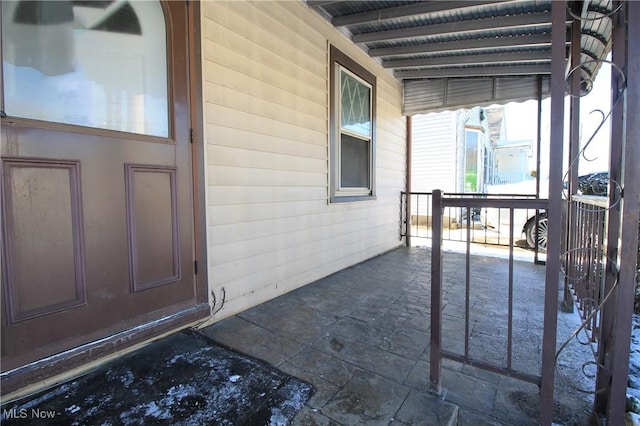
[
  {"x1": 394, "y1": 63, "x2": 551, "y2": 79},
  {"x1": 332, "y1": 1, "x2": 504, "y2": 27},
  {"x1": 369, "y1": 33, "x2": 561, "y2": 58},
  {"x1": 352, "y1": 12, "x2": 564, "y2": 43},
  {"x1": 384, "y1": 50, "x2": 551, "y2": 69},
  {"x1": 306, "y1": 1, "x2": 342, "y2": 9}
]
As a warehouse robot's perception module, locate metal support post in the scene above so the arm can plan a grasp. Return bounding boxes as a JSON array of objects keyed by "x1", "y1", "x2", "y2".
[
  {"x1": 429, "y1": 189, "x2": 443, "y2": 395},
  {"x1": 563, "y1": 17, "x2": 582, "y2": 312},
  {"x1": 606, "y1": 3, "x2": 640, "y2": 423},
  {"x1": 595, "y1": 0, "x2": 626, "y2": 414},
  {"x1": 406, "y1": 116, "x2": 413, "y2": 247},
  {"x1": 539, "y1": 2, "x2": 566, "y2": 424}
]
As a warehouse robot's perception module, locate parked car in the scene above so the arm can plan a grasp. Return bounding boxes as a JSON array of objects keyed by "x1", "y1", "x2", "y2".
[
  {"x1": 481, "y1": 172, "x2": 609, "y2": 251},
  {"x1": 481, "y1": 179, "x2": 547, "y2": 250}
]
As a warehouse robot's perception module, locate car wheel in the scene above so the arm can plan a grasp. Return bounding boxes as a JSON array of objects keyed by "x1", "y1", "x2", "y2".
[{"x1": 525, "y1": 214, "x2": 548, "y2": 251}]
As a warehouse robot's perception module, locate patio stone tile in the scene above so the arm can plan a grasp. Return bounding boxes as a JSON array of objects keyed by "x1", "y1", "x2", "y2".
[
  {"x1": 393, "y1": 390, "x2": 458, "y2": 426},
  {"x1": 491, "y1": 377, "x2": 539, "y2": 426},
  {"x1": 240, "y1": 299, "x2": 339, "y2": 330},
  {"x1": 379, "y1": 326, "x2": 429, "y2": 359},
  {"x1": 321, "y1": 370, "x2": 410, "y2": 426},
  {"x1": 471, "y1": 321, "x2": 508, "y2": 338},
  {"x1": 492, "y1": 377, "x2": 593, "y2": 426},
  {"x1": 238, "y1": 303, "x2": 337, "y2": 345},
  {"x1": 404, "y1": 359, "x2": 464, "y2": 392},
  {"x1": 275, "y1": 323, "x2": 333, "y2": 346},
  {"x1": 459, "y1": 364, "x2": 503, "y2": 385},
  {"x1": 404, "y1": 359, "x2": 430, "y2": 391},
  {"x1": 388, "y1": 299, "x2": 430, "y2": 319},
  {"x1": 441, "y1": 314, "x2": 465, "y2": 334},
  {"x1": 399, "y1": 311, "x2": 431, "y2": 332},
  {"x1": 312, "y1": 335, "x2": 414, "y2": 384},
  {"x1": 441, "y1": 367, "x2": 498, "y2": 415},
  {"x1": 467, "y1": 334, "x2": 507, "y2": 367},
  {"x1": 288, "y1": 346, "x2": 356, "y2": 387},
  {"x1": 327, "y1": 316, "x2": 393, "y2": 347},
  {"x1": 278, "y1": 361, "x2": 340, "y2": 410},
  {"x1": 331, "y1": 274, "x2": 388, "y2": 293},
  {"x1": 200, "y1": 316, "x2": 304, "y2": 366},
  {"x1": 292, "y1": 284, "x2": 361, "y2": 318},
  {"x1": 457, "y1": 408, "x2": 509, "y2": 426},
  {"x1": 292, "y1": 407, "x2": 342, "y2": 426},
  {"x1": 441, "y1": 336, "x2": 466, "y2": 354},
  {"x1": 347, "y1": 299, "x2": 396, "y2": 324}
]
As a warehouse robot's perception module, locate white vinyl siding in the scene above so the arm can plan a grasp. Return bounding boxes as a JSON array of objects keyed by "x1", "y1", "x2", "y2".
[
  {"x1": 201, "y1": 1, "x2": 406, "y2": 319},
  {"x1": 411, "y1": 112, "x2": 457, "y2": 193}
]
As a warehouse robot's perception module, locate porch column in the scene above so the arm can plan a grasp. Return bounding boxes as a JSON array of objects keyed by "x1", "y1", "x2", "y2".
[
  {"x1": 595, "y1": 0, "x2": 625, "y2": 415},
  {"x1": 563, "y1": 16, "x2": 582, "y2": 311},
  {"x1": 405, "y1": 116, "x2": 412, "y2": 247},
  {"x1": 429, "y1": 189, "x2": 443, "y2": 394},
  {"x1": 606, "y1": 2, "x2": 640, "y2": 424},
  {"x1": 539, "y1": 1, "x2": 567, "y2": 424}
]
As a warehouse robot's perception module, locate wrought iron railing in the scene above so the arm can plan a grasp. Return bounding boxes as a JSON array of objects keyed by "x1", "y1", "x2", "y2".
[
  {"x1": 562, "y1": 195, "x2": 609, "y2": 341},
  {"x1": 401, "y1": 191, "x2": 545, "y2": 253},
  {"x1": 428, "y1": 190, "x2": 550, "y2": 391}
]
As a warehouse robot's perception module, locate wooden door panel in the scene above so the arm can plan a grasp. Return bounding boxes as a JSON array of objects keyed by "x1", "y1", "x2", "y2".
[
  {"x1": 2, "y1": 159, "x2": 86, "y2": 323},
  {"x1": 126, "y1": 165, "x2": 180, "y2": 291},
  {"x1": 1, "y1": 1, "x2": 197, "y2": 373}
]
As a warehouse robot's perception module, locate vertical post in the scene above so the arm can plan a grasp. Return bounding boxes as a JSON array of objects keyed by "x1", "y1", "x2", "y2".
[
  {"x1": 563, "y1": 17, "x2": 582, "y2": 311},
  {"x1": 607, "y1": 3, "x2": 640, "y2": 424},
  {"x1": 534, "y1": 75, "x2": 544, "y2": 265},
  {"x1": 464, "y1": 206, "x2": 471, "y2": 359},
  {"x1": 507, "y1": 208, "x2": 515, "y2": 370},
  {"x1": 595, "y1": 0, "x2": 625, "y2": 414},
  {"x1": 430, "y1": 189, "x2": 443, "y2": 395},
  {"x1": 539, "y1": 2, "x2": 566, "y2": 424},
  {"x1": 535, "y1": 75, "x2": 543, "y2": 200},
  {"x1": 406, "y1": 116, "x2": 413, "y2": 247}
]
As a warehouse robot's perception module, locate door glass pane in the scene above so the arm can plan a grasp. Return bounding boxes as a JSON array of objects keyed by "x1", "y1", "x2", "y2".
[
  {"x1": 340, "y1": 69, "x2": 371, "y2": 137},
  {"x1": 340, "y1": 133, "x2": 370, "y2": 188},
  {"x1": 2, "y1": 1, "x2": 168, "y2": 137}
]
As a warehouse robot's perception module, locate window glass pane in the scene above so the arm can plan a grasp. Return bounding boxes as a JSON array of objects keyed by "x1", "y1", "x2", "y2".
[
  {"x1": 465, "y1": 130, "x2": 479, "y2": 192},
  {"x1": 340, "y1": 133, "x2": 370, "y2": 188},
  {"x1": 340, "y1": 69, "x2": 371, "y2": 137},
  {"x1": 2, "y1": 1, "x2": 168, "y2": 137}
]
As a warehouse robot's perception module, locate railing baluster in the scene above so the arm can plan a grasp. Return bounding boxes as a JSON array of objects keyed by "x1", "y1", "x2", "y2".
[
  {"x1": 465, "y1": 206, "x2": 471, "y2": 359},
  {"x1": 430, "y1": 190, "x2": 444, "y2": 394}
]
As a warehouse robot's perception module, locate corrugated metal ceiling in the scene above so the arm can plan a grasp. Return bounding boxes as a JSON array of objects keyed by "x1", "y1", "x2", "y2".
[{"x1": 307, "y1": 0, "x2": 614, "y2": 114}]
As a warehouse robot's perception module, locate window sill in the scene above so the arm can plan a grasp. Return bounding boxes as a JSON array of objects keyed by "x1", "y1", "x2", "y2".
[{"x1": 330, "y1": 194, "x2": 376, "y2": 203}]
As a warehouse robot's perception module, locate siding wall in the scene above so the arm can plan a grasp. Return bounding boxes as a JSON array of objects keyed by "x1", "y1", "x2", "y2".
[
  {"x1": 200, "y1": 1, "x2": 406, "y2": 318},
  {"x1": 411, "y1": 112, "x2": 457, "y2": 193}
]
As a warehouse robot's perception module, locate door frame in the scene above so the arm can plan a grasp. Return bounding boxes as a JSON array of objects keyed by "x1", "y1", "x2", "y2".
[{"x1": 0, "y1": 0, "x2": 209, "y2": 398}]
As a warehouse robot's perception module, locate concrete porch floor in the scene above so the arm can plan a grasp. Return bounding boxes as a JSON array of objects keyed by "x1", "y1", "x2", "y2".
[{"x1": 202, "y1": 246, "x2": 595, "y2": 425}]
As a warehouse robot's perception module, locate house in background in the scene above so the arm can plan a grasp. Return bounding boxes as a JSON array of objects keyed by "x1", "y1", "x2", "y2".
[
  {"x1": 411, "y1": 106, "x2": 490, "y2": 195},
  {"x1": 484, "y1": 105, "x2": 535, "y2": 186},
  {"x1": 412, "y1": 104, "x2": 535, "y2": 195},
  {"x1": 410, "y1": 106, "x2": 494, "y2": 228},
  {"x1": 488, "y1": 139, "x2": 535, "y2": 185},
  {"x1": 410, "y1": 104, "x2": 538, "y2": 227}
]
